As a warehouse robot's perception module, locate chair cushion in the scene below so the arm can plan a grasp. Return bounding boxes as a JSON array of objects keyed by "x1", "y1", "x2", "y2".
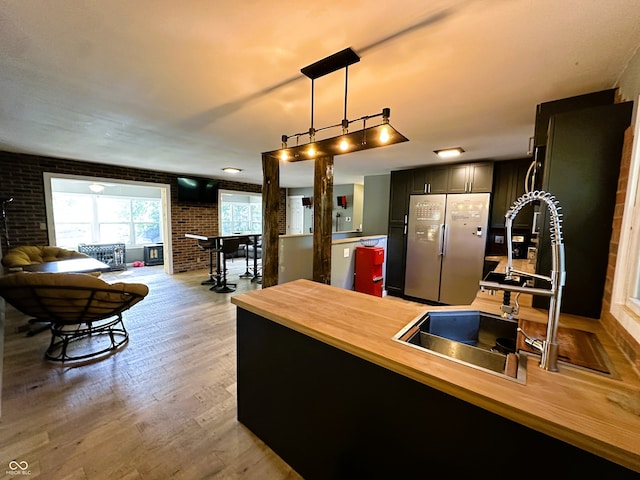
[
  {"x1": 0, "y1": 272, "x2": 149, "y2": 324},
  {"x1": 2, "y1": 245, "x2": 90, "y2": 267}
]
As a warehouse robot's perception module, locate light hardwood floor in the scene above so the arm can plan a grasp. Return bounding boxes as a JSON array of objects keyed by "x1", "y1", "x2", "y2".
[{"x1": 0, "y1": 264, "x2": 303, "y2": 479}]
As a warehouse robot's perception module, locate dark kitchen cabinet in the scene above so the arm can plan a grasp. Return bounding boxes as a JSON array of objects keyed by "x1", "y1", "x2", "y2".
[
  {"x1": 530, "y1": 89, "x2": 616, "y2": 192},
  {"x1": 410, "y1": 166, "x2": 449, "y2": 194},
  {"x1": 386, "y1": 169, "x2": 412, "y2": 296},
  {"x1": 447, "y1": 162, "x2": 494, "y2": 193},
  {"x1": 389, "y1": 170, "x2": 412, "y2": 224},
  {"x1": 532, "y1": 101, "x2": 633, "y2": 318},
  {"x1": 490, "y1": 158, "x2": 534, "y2": 229},
  {"x1": 532, "y1": 89, "x2": 616, "y2": 147},
  {"x1": 386, "y1": 224, "x2": 407, "y2": 297},
  {"x1": 387, "y1": 162, "x2": 494, "y2": 297}
]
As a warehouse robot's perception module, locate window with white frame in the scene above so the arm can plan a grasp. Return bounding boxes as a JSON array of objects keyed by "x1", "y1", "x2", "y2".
[
  {"x1": 611, "y1": 109, "x2": 640, "y2": 343},
  {"x1": 52, "y1": 193, "x2": 163, "y2": 249},
  {"x1": 219, "y1": 191, "x2": 262, "y2": 236}
]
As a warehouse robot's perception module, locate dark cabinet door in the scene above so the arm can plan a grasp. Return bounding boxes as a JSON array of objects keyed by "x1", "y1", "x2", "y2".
[
  {"x1": 410, "y1": 166, "x2": 450, "y2": 194},
  {"x1": 387, "y1": 170, "x2": 411, "y2": 296},
  {"x1": 447, "y1": 163, "x2": 493, "y2": 193},
  {"x1": 491, "y1": 158, "x2": 534, "y2": 229},
  {"x1": 469, "y1": 162, "x2": 494, "y2": 193},
  {"x1": 533, "y1": 102, "x2": 633, "y2": 318},
  {"x1": 410, "y1": 168, "x2": 429, "y2": 194},
  {"x1": 511, "y1": 160, "x2": 534, "y2": 229},
  {"x1": 385, "y1": 224, "x2": 407, "y2": 296},
  {"x1": 389, "y1": 170, "x2": 411, "y2": 223},
  {"x1": 490, "y1": 161, "x2": 514, "y2": 229},
  {"x1": 533, "y1": 89, "x2": 616, "y2": 147},
  {"x1": 447, "y1": 164, "x2": 469, "y2": 193},
  {"x1": 427, "y1": 166, "x2": 449, "y2": 194}
]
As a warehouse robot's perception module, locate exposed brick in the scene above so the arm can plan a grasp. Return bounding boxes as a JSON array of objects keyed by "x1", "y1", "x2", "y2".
[
  {"x1": 0, "y1": 151, "x2": 287, "y2": 273},
  {"x1": 601, "y1": 126, "x2": 640, "y2": 363}
]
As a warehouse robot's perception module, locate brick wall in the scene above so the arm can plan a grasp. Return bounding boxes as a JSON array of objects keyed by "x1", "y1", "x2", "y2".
[
  {"x1": 601, "y1": 127, "x2": 640, "y2": 370},
  {"x1": 0, "y1": 151, "x2": 286, "y2": 273}
]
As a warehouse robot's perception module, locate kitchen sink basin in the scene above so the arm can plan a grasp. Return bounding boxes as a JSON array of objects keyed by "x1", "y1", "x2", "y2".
[{"x1": 394, "y1": 310, "x2": 527, "y2": 383}]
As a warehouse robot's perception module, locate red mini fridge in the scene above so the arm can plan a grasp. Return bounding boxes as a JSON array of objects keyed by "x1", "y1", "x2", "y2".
[{"x1": 355, "y1": 246, "x2": 384, "y2": 297}]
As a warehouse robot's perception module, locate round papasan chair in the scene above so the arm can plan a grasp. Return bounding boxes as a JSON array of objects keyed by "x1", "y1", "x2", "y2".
[
  {"x1": 1, "y1": 245, "x2": 90, "y2": 269},
  {"x1": 0, "y1": 272, "x2": 148, "y2": 362}
]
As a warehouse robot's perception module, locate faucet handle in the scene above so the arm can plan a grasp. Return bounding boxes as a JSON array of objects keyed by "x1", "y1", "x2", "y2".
[{"x1": 517, "y1": 327, "x2": 544, "y2": 353}]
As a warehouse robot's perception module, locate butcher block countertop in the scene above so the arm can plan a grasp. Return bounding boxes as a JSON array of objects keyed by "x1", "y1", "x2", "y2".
[{"x1": 231, "y1": 279, "x2": 640, "y2": 473}]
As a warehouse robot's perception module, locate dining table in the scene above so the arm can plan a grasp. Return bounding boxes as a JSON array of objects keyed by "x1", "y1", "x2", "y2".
[
  {"x1": 185, "y1": 233, "x2": 261, "y2": 288},
  {"x1": 21, "y1": 257, "x2": 112, "y2": 274}
]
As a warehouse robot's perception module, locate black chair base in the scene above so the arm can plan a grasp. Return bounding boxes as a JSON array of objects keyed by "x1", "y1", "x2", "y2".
[
  {"x1": 214, "y1": 283, "x2": 236, "y2": 293},
  {"x1": 46, "y1": 314, "x2": 129, "y2": 362}
]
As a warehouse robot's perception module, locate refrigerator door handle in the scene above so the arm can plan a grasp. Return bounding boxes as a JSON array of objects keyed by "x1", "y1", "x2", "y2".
[{"x1": 438, "y1": 224, "x2": 446, "y2": 256}]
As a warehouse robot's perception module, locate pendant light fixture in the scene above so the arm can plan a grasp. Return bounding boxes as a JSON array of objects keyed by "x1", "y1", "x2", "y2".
[{"x1": 264, "y1": 48, "x2": 408, "y2": 161}]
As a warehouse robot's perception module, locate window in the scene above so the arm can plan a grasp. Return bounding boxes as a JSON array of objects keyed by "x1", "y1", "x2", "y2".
[
  {"x1": 219, "y1": 191, "x2": 262, "y2": 236},
  {"x1": 611, "y1": 108, "x2": 640, "y2": 343},
  {"x1": 52, "y1": 193, "x2": 163, "y2": 249}
]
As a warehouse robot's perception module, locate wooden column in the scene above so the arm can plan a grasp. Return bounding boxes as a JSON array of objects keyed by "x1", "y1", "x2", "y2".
[
  {"x1": 261, "y1": 153, "x2": 280, "y2": 288},
  {"x1": 313, "y1": 155, "x2": 334, "y2": 284}
]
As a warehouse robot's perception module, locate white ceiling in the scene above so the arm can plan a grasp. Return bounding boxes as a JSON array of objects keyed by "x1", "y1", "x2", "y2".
[{"x1": 1, "y1": 0, "x2": 639, "y2": 187}]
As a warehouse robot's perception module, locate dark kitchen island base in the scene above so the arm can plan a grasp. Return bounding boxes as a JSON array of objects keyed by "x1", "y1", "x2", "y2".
[{"x1": 236, "y1": 308, "x2": 636, "y2": 479}]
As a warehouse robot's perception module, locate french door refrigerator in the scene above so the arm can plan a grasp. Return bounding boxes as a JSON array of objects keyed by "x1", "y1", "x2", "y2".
[{"x1": 404, "y1": 193, "x2": 490, "y2": 305}]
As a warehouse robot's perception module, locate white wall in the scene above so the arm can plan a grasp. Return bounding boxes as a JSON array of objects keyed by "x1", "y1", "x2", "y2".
[
  {"x1": 278, "y1": 233, "x2": 387, "y2": 292},
  {"x1": 287, "y1": 184, "x2": 363, "y2": 233},
  {"x1": 363, "y1": 174, "x2": 390, "y2": 236}
]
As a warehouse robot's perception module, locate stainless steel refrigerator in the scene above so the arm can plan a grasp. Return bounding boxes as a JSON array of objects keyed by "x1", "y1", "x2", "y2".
[{"x1": 404, "y1": 193, "x2": 490, "y2": 305}]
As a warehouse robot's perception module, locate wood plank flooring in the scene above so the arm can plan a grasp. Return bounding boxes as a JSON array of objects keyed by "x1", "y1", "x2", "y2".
[{"x1": 0, "y1": 264, "x2": 303, "y2": 479}]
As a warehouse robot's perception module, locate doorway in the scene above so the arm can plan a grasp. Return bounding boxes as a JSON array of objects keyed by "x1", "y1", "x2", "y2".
[
  {"x1": 43, "y1": 173, "x2": 173, "y2": 274},
  {"x1": 286, "y1": 195, "x2": 304, "y2": 234}
]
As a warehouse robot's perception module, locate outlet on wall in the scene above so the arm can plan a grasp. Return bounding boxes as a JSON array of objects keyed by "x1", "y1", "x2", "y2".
[{"x1": 343, "y1": 247, "x2": 349, "y2": 258}]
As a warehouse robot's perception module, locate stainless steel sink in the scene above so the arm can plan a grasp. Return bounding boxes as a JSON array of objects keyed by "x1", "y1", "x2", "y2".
[{"x1": 394, "y1": 310, "x2": 527, "y2": 383}]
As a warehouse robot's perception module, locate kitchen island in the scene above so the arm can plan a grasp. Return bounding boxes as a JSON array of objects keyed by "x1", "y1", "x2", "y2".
[{"x1": 231, "y1": 279, "x2": 640, "y2": 478}]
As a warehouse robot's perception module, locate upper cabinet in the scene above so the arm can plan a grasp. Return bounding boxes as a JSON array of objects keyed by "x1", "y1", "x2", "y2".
[
  {"x1": 532, "y1": 89, "x2": 616, "y2": 148},
  {"x1": 389, "y1": 169, "x2": 412, "y2": 224},
  {"x1": 490, "y1": 159, "x2": 534, "y2": 229},
  {"x1": 531, "y1": 89, "x2": 617, "y2": 191},
  {"x1": 447, "y1": 162, "x2": 494, "y2": 193},
  {"x1": 410, "y1": 166, "x2": 449, "y2": 194}
]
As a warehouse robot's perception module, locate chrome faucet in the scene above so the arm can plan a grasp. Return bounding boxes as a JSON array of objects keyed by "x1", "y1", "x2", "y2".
[{"x1": 497, "y1": 190, "x2": 566, "y2": 372}]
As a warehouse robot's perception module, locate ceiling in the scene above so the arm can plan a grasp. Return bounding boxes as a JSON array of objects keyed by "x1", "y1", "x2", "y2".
[{"x1": 1, "y1": 1, "x2": 639, "y2": 188}]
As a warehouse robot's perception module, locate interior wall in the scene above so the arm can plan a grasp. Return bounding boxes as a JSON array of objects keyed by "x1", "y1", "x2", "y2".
[
  {"x1": 288, "y1": 184, "x2": 361, "y2": 233},
  {"x1": 0, "y1": 151, "x2": 286, "y2": 273},
  {"x1": 362, "y1": 174, "x2": 390, "y2": 236}
]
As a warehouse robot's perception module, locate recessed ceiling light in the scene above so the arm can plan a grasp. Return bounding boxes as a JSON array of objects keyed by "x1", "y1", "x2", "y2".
[
  {"x1": 222, "y1": 167, "x2": 242, "y2": 173},
  {"x1": 434, "y1": 147, "x2": 464, "y2": 158}
]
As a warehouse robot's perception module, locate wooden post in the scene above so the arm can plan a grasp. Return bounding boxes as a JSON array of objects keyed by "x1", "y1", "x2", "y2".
[
  {"x1": 313, "y1": 155, "x2": 334, "y2": 284},
  {"x1": 261, "y1": 153, "x2": 280, "y2": 288}
]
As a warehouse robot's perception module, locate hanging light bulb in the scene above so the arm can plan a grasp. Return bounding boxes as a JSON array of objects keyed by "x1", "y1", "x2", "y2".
[
  {"x1": 379, "y1": 126, "x2": 390, "y2": 144},
  {"x1": 339, "y1": 118, "x2": 350, "y2": 151},
  {"x1": 307, "y1": 128, "x2": 316, "y2": 157},
  {"x1": 280, "y1": 135, "x2": 289, "y2": 161}
]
